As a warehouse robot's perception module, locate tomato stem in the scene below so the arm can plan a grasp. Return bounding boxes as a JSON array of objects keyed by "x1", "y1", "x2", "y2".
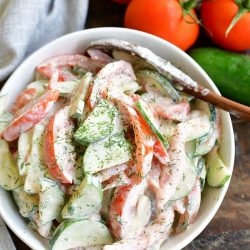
[
  {"x1": 179, "y1": 0, "x2": 209, "y2": 34},
  {"x1": 182, "y1": 0, "x2": 198, "y2": 11},
  {"x1": 226, "y1": 3, "x2": 249, "y2": 37},
  {"x1": 179, "y1": 0, "x2": 200, "y2": 24},
  {"x1": 243, "y1": 0, "x2": 250, "y2": 8}
]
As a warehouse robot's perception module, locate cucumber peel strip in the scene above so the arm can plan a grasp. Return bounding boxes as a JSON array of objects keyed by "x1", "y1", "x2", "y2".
[{"x1": 136, "y1": 100, "x2": 169, "y2": 149}]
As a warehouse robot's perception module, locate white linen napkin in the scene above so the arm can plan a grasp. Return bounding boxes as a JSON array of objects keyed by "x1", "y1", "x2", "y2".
[
  {"x1": 0, "y1": 217, "x2": 16, "y2": 250},
  {"x1": 0, "y1": 0, "x2": 89, "y2": 82}
]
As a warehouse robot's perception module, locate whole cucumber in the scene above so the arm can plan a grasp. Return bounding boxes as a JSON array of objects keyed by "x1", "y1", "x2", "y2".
[{"x1": 189, "y1": 48, "x2": 250, "y2": 106}]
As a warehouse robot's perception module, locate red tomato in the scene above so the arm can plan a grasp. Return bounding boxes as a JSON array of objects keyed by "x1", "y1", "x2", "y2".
[
  {"x1": 44, "y1": 106, "x2": 76, "y2": 184},
  {"x1": 37, "y1": 54, "x2": 104, "y2": 81},
  {"x1": 109, "y1": 180, "x2": 146, "y2": 238},
  {"x1": 11, "y1": 88, "x2": 37, "y2": 114},
  {"x1": 201, "y1": 0, "x2": 250, "y2": 51},
  {"x1": 112, "y1": 0, "x2": 131, "y2": 4},
  {"x1": 124, "y1": 0, "x2": 200, "y2": 51},
  {"x1": 2, "y1": 90, "x2": 59, "y2": 141},
  {"x1": 123, "y1": 103, "x2": 154, "y2": 182},
  {"x1": 153, "y1": 140, "x2": 169, "y2": 165},
  {"x1": 176, "y1": 179, "x2": 201, "y2": 233}
]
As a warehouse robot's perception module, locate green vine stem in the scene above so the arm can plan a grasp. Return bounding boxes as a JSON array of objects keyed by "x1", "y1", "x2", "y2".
[
  {"x1": 179, "y1": 0, "x2": 211, "y2": 34},
  {"x1": 226, "y1": 0, "x2": 250, "y2": 37},
  {"x1": 179, "y1": 0, "x2": 200, "y2": 24}
]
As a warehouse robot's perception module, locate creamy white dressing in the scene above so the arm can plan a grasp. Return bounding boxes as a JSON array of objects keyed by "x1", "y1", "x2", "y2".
[{"x1": 2, "y1": 40, "x2": 223, "y2": 250}]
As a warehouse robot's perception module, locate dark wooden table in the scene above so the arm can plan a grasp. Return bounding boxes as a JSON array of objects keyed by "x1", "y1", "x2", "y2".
[{"x1": 9, "y1": 0, "x2": 250, "y2": 249}]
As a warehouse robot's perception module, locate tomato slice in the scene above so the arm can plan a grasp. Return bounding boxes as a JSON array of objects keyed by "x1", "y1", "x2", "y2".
[
  {"x1": 2, "y1": 90, "x2": 60, "y2": 141},
  {"x1": 88, "y1": 61, "x2": 136, "y2": 109},
  {"x1": 109, "y1": 180, "x2": 146, "y2": 239},
  {"x1": 176, "y1": 179, "x2": 201, "y2": 233},
  {"x1": 103, "y1": 172, "x2": 131, "y2": 190},
  {"x1": 37, "y1": 54, "x2": 105, "y2": 81},
  {"x1": 96, "y1": 163, "x2": 128, "y2": 183},
  {"x1": 122, "y1": 102, "x2": 154, "y2": 182},
  {"x1": 153, "y1": 140, "x2": 169, "y2": 165},
  {"x1": 11, "y1": 88, "x2": 37, "y2": 115},
  {"x1": 38, "y1": 66, "x2": 77, "y2": 82},
  {"x1": 47, "y1": 70, "x2": 59, "y2": 90},
  {"x1": 155, "y1": 101, "x2": 190, "y2": 122},
  {"x1": 44, "y1": 106, "x2": 76, "y2": 184}
]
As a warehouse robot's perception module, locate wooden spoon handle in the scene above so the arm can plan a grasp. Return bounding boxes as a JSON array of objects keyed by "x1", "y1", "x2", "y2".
[{"x1": 183, "y1": 85, "x2": 250, "y2": 120}]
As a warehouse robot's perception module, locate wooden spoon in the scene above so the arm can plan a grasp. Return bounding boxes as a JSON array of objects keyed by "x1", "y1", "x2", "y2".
[
  {"x1": 181, "y1": 85, "x2": 250, "y2": 120},
  {"x1": 87, "y1": 39, "x2": 250, "y2": 120}
]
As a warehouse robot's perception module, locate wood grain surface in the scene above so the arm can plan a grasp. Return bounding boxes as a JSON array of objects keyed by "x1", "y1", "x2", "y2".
[{"x1": 7, "y1": 0, "x2": 250, "y2": 249}]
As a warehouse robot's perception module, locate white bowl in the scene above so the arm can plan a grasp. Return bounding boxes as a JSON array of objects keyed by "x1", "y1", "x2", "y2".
[{"x1": 0, "y1": 28, "x2": 235, "y2": 250}]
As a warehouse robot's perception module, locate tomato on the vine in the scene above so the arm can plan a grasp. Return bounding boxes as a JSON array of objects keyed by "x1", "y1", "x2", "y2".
[
  {"x1": 201, "y1": 0, "x2": 250, "y2": 51},
  {"x1": 124, "y1": 0, "x2": 200, "y2": 51}
]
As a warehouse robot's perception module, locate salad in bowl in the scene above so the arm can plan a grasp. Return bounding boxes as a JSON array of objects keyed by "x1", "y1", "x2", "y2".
[{"x1": 0, "y1": 37, "x2": 231, "y2": 250}]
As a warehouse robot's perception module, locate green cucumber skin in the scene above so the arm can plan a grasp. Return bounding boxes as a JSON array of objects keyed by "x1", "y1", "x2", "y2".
[
  {"x1": 49, "y1": 220, "x2": 76, "y2": 249},
  {"x1": 189, "y1": 48, "x2": 250, "y2": 106},
  {"x1": 136, "y1": 70, "x2": 181, "y2": 102},
  {"x1": 136, "y1": 101, "x2": 169, "y2": 149},
  {"x1": 49, "y1": 219, "x2": 113, "y2": 250}
]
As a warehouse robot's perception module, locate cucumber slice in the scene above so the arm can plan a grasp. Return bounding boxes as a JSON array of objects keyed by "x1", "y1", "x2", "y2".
[
  {"x1": 45, "y1": 80, "x2": 80, "y2": 96},
  {"x1": 193, "y1": 157, "x2": 207, "y2": 190},
  {"x1": 12, "y1": 186, "x2": 39, "y2": 218},
  {"x1": 0, "y1": 139, "x2": 22, "y2": 190},
  {"x1": 61, "y1": 175, "x2": 102, "y2": 219},
  {"x1": 198, "y1": 158, "x2": 207, "y2": 190},
  {"x1": 57, "y1": 80, "x2": 80, "y2": 96},
  {"x1": 136, "y1": 70, "x2": 181, "y2": 102},
  {"x1": 49, "y1": 219, "x2": 113, "y2": 250},
  {"x1": 194, "y1": 101, "x2": 216, "y2": 145},
  {"x1": 206, "y1": 150, "x2": 231, "y2": 188},
  {"x1": 101, "y1": 188, "x2": 115, "y2": 221},
  {"x1": 30, "y1": 213, "x2": 53, "y2": 239},
  {"x1": 17, "y1": 129, "x2": 33, "y2": 176},
  {"x1": 0, "y1": 112, "x2": 13, "y2": 135},
  {"x1": 24, "y1": 124, "x2": 52, "y2": 194},
  {"x1": 72, "y1": 156, "x2": 85, "y2": 187},
  {"x1": 136, "y1": 99, "x2": 169, "y2": 149},
  {"x1": 128, "y1": 195, "x2": 152, "y2": 237},
  {"x1": 0, "y1": 121, "x2": 9, "y2": 134},
  {"x1": 183, "y1": 111, "x2": 211, "y2": 142},
  {"x1": 194, "y1": 99, "x2": 216, "y2": 125},
  {"x1": 27, "y1": 80, "x2": 47, "y2": 97},
  {"x1": 194, "y1": 129, "x2": 218, "y2": 156},
  {"x1": 74, "y1": 100, "x2": 122, "y2": 144},
  {"x1": 159, "y1": 119, "x2": 177, "y2": 139},
  {"x1": 185, "y1": 140, "x2": 196, "y2": 158},
  {"x1": 0, "y1": 112, "x2": 13, "y2": 123},
  {"x1": 107, "y1": 80, "x2": 140, "y2": 99},
  {"x1": 69, "y1": 72, "x2": 92, "y2": 119},
  {"x1": 39, "y1": 178, "x2": 65, "y2": 224},
  {"x1": 171, "y1": 155, "x2": 196, "y2": 200},
  {"x1": 0, "y1": 94, "x2": 8, "y2": 115},
  {"x1": 37, "y1": 221, "x2": 53, "y2": 239},
  {"x1": 84, "y1": 133, "x2": 133, "y2": 174}
]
